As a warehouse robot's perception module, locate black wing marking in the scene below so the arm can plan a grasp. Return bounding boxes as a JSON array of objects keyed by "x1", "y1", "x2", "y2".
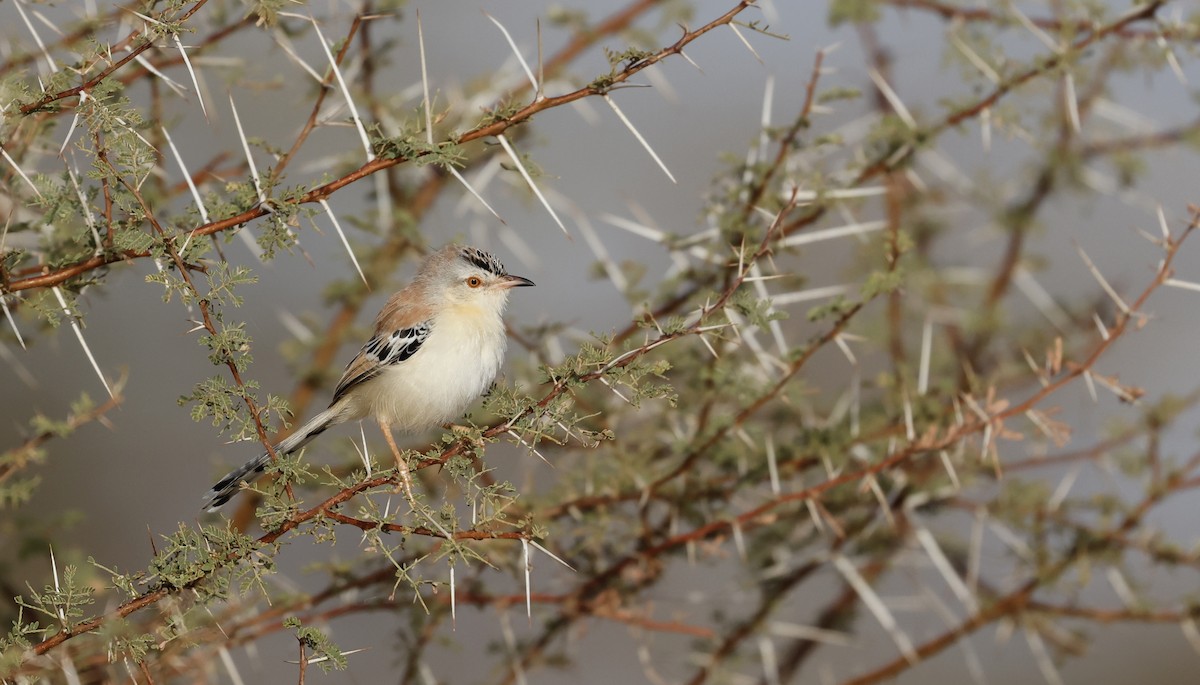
[{"x1": 331, "y1": 321, "x2": 432, "y2": 404}]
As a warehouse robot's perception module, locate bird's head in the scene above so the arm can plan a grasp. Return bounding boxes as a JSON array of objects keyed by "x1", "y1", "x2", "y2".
[{"x1": 423, "y1": 244, "x2": 534, "y2": 310}]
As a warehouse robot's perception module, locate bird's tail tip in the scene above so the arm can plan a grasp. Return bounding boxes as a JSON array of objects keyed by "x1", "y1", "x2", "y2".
[{"x1": 200, "y1": 453, "x2": 271, "y2": 512}]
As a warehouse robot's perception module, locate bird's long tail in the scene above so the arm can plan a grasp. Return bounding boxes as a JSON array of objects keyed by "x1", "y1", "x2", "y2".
[{"x1": 202, "y1": 407, "x2": 341, "y2": 511}]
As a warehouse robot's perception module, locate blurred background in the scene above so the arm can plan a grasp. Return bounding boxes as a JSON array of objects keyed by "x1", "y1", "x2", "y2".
[{"x1": 3, "y1": 0, "x2": 1200, "y2": 682}]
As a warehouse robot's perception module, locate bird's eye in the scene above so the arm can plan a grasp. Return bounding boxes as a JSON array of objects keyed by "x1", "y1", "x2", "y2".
[{"x1": 466, "y1": 276, "x2": 483, "y2": 288}]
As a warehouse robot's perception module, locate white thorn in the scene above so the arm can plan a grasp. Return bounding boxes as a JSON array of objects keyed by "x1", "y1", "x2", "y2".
[
  {"x1": 161, "y1": 125, "x2": 210, "y2": 252},
  {"x1": 496, "y1": 134, "x2": 568, "y2": 236},
  {"x1": 1164, "y1": 278, "x2": 1200, "y2": 293},
  {"x1": 527, "y1": 539, "x2": 573, "y2": 571},
  {"x1": 1075, "y1": 244, "x2": 1130, "y2": 314},
  {"x1": 779, "y1": 220, "x2": 886, "y2": 247},
  {"x1": 310, "y1": 18, "x2": 373, "y2": 162},
  {"x1": 228, "y1": 95, "x2": 267, "y2": 206},
  {"x1": 1063, "y1": 72, "x2": 1081, "y2": 134},
  {"x1": 14, "y1": 0, "x2": 57, "y2": 74},
  {"x1": 173, "y1": 35, "x2": 208, "y2": 120},
  {"x1": 915, "y1": 527, "x2": 977, "y2": 613},
  {"x1": 765, "y1": 435, "x2": 780, "y2": 496},
  {"x1": 522, "y1": 538, "x2": 532, "y2": 620},
  {"x1": 484, "y1": 12, "x2": 538, "y2": 94},
  {"x1": 0, "y1": 146, "x2": 43, "y2": 198},
  {"x1": 417, "y1": 9, "x2": 434, "y2": 145},
  {"x1": 1, "y1": 297, "x2": 27, "y2": 350},
  {"x1": 449, "y1": 562, "x2": 456, "y2": 629},
  {"x1": 833, "y1": 554, "x2": 918, "y2": 663},
  {"x1": 867, "y1": 68, "x2": 916, "y2": 129},
  {"x1": 918, "y1": 314, "x2": 933, "y2": 396},
  {"x1": 448, "y1": 166, "x2": 505, "y2": 224},
  {"x1": 52, "y1": 286, "x2": 113, "y2": 399},
  {"x1": 319, "y1": 199, "x2": 368, "y2": 288},
  {"x1": 602, "y1": 94, "x2": 676, "y2": 184},
  {"x1": 59, "y1": 91, "x2": 88, "y2": 156},
  {"x1": 727, "y1": 22, "x2": 764, "y2": 65}
]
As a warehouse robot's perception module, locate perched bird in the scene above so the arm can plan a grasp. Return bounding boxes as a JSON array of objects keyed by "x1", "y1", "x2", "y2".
[{"x1": 202, "y1": 244, "x2": 534, "y2": 511}]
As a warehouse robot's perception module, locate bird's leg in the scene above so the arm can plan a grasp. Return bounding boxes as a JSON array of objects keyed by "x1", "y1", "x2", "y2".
[{"x1": 378, "y1": 418, "x2": 417, "y2": 510}]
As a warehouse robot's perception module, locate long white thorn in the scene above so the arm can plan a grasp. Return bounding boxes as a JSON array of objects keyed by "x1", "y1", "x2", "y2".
[
  {"x1": 780, "y1": 220, "x2": 886, "y2": 247},
  {"x1": 311, "y1": 18, "x2": 373, "y2": 162},
  {"x1": 49, "y1": 545, "x2": 66, "y2": 622},
  {"x1": 1063, "y1": 72, "x2": 1081, "y2": 134},
  {"x1": 1005, "y1": 0, "x2": 1057, "y2": 51},
  {"x1": 319, "y1": 199, "x2": 368, "y2": 287},
  {"x1": 1183, "y1": 620, "x2": 1200, "y2": 656},
  {"x1": 1023, "y1": 624, "x2": 1066, "y2": 685},
  {"x1": 1164, "y1": 278, "x2": 1200, "y2": 293},
  {"x1": 59, "y1": 91, "x2": 88, "y2": 156},
  {"x1": 949, "y1": 33, "x2": 1000, "y2": 84},
  {"x1": 1157, "y1": 204, "x2": 1171, "y2": 241},
  {"x1": 448, "y1": 167, "x2": 505, "y2": 223},
  {"x1": 272, "y1": 28, "x2": 324, "y2": 83},
  {"x1": 918, "y1": 313, "x2": 933, "y2": 396},
  {"x1": 496, "y1": 134, "x2": 568, "y2": 236},
  {"x1": 771, "y1": 284, "x2": 850, "y2": 306},
  {"x1": 600, "y1": 212, "x2": 666, "y2": 242},
  {"x1": 14, "y1": 0, "x2": 57, "y2": 74},
  {"x1": 765, "y1": 435, "x2": 781, "y2": 495},
  {"x1": 218, "y1": 646, "x2": 248, "y2": 685},
  {"x1": 678, "y1": 48, "x2": 703, "y2": 72},
  {"x1": 522, "y1": 538, "x2": 532, "y2": 621},
  {"x1": 527, "y1": 539, "x2": 574, "y2": 571},
  {"x1": 449, "y1": 562, "x2": 456, "y2": 629},
  {"x1": 227, "y1": 95, "x2": 268, "y2": 260},
  {"x1": 133, "y1": 54, "x2": 187, "y2": 97},
  {"x1": 833, "y1": 554, "x2": 917, "y2": 663},
  {"x1": 417, "y1": 12, "x2": 502, "y2": 223},
  {"x1": 868, "y1": 68, "x2": 916, "y2": 129},
  {"x1": 575, "y1": 210, "x2": 627, "y2": 293},
  {"x1": 173, "y1": 35, "x2": 208, "y2": 120},
  {"x1": 602, "y1": 94, "x2": 676, "y2": 183},
  {"x1": 1, "y1": 146, "x2": 43, "y2": 198},
  {"x1": 417, "y1": 9, "x2": 434, "y2": 145},
  {"x1": 768, "y1": 622, "x2": 852, "y2": 646},
  {"x1": 1075, "y1": 244, "x2": 1130, "y2": 314},
  {"x1": 484, "y1": 12, "x2": 538, "y2": 93},
  {"x1": 759, "y1": 637, "x2": 781, "y2": 685},
  {"x1": 1, "y1": 297, "x2": 27, "y2": 350},
  {"x1": 65, "y1": 160, "x2": 101, "y2": 251},
  {"x1": 727, "y1": 23, "x2": 764, "y2": 64},
  {"x1": 161, "y1": 125, "x2": 210, "y2": 252},
  {"x1": 52, "y1": 286, "x2": 113, "y2": 399},
  {"x1": 1013, "y1": 268, "x2": 1072, "y2": 332},
  {"x1": 915, "y1": 527, "x2": 978, "y2": 613},
  {"x1": 228, "y1": 95, "x2": 267, "y2": 205}
]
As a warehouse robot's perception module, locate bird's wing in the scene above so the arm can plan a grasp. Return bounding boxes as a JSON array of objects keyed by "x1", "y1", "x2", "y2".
[{"x1": 330, "y1": 321, "x2": 433, "y2": 405}]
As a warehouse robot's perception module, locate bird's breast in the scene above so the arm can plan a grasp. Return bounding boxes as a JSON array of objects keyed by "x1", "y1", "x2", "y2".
[{"x1": 363, "y1": 304, "x2": 507, "y2": 431}]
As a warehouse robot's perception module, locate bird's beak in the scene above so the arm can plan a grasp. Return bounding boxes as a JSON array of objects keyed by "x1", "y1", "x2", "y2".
[{"x1": 499, "y1": 274, "x2": 535, "y2": 288}]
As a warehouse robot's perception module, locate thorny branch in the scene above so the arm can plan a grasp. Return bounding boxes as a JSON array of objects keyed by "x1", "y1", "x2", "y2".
[
  {"x1": 4, "y1": 0, "x2": 1200, "y2": 682},
  {"x1": 2, "y1": 1, "x2": 757, "y2": 295}
]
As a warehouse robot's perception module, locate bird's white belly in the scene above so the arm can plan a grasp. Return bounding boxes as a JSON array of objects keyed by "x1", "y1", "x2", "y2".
[{"x1": 350, "y1": 307, "x2": 505, "y2": 432}]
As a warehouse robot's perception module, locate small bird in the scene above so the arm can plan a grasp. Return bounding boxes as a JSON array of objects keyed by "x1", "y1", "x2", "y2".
[{"x1": 202, "y1": 244, "x2": 534, "y2": 511}]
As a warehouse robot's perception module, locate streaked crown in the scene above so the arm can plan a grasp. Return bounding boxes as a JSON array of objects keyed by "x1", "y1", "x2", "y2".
[{"x1": 457, "y1": 246, "x2": 507, "y2": 277}]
